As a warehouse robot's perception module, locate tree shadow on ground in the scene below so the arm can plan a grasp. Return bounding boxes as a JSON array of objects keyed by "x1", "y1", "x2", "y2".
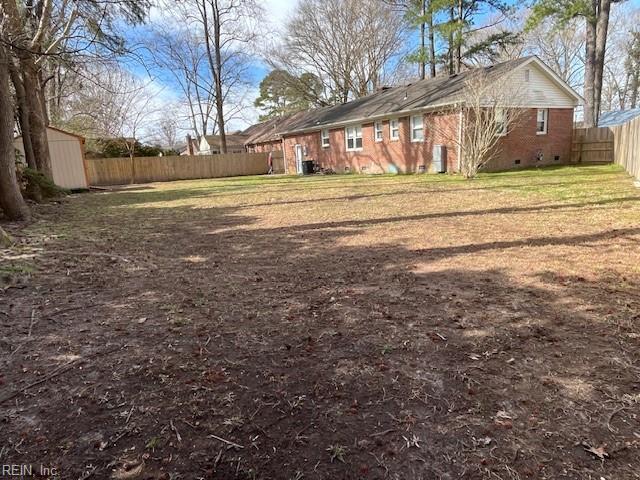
[{"x1": 2, "y1": 195, "x2": 639, "y2": 480}]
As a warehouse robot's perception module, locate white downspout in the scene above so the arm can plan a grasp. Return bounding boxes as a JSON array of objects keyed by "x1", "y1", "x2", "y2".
[{"x1": 281, "y1": 137, "x2": 287, "y2": 174}]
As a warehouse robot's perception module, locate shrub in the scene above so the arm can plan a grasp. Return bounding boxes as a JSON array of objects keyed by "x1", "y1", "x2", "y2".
[{"x1": 17, "y1": 166, "x2": 68, "y2": 202}]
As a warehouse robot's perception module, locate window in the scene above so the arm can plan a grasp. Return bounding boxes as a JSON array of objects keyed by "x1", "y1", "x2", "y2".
[
  {"x1": 410, "y1": 115, "x2": 424, "y2": 142},
  {"x1": 495, "y1": 108, "x2": 507, "y2": 136},
  {"x1": 374, "y1": 121, "x2": 383, "y2": 142},
  {"x1": 524, "y1": 69, "x2": 530, "y2": 82},
  {"x1": 390, "y1": 119, "x2": 399, "y2": 140},
  {"x1": 321, "y1": 129, "x2": 330, "y2": 147},
  {"x1": 345, "y1": 125, "x2": 363, "y2": 151},
  {"x1": 536, "y1": 108, "x2": 548, "y2": 134}
]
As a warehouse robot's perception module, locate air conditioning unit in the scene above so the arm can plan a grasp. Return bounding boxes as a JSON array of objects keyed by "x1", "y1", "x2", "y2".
[{"x1": 433, "y1": 145, "x2": 447, "y2": 173}]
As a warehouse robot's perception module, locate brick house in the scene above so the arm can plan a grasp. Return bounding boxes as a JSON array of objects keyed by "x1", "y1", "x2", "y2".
[{"x1": 244, "y1": 56, "x2": 582, "y2": 174}]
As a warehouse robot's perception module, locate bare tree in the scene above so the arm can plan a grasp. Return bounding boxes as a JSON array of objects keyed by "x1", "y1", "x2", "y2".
[
  {"x1": 64, "y1": 65, "x2": 160, "y2": 163},
  {"x1": 467, "y1": 12, "x2": 584, "y2": 91},
  {"x1": 176, "y1": 0, "x2": 260, "y2": 153},
  {"x1": 146, "y1": 21, "x2": 217, "y2": 139},
  {"x1": 153, "y1": 117, "x2": 180, "y2": 151},
  {"x1": 272, "y1": 0, "x2": 407, "y2": 104},
  {"x1": 433, "y1": 70, "x2": 525, "y2": 178},
  {"x1": 600, "y1": 5, "x2": 640, "y2": 111}
]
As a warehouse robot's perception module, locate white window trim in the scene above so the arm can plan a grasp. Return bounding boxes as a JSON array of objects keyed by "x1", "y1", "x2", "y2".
[
  {"x1": 345, "y1": 125, "x2": 363, "y2": 152},
  {"x1": 495, "y1": 108, "x2": 507, "y2": 137},
  {"x1": 389, "y1": 118, "x2": 399, "y2": 141},
  {"x1": 536, "y1": 108, "x2": 548, "y2": 135},
  {"x1": 321, "y1": 129, "x2": 330, "y2": 148},
  {"x1": 410, "y1": 115, "x2": 424, "y2": 142},
  {"x1": 374, "y1": 121, "x2": 383, "y2": 142}
]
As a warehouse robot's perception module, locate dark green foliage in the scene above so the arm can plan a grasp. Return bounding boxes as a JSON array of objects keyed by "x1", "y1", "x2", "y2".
[
  {"x1": 399, "y1": 0, "x2": 519, "y2": 75},
  {"x1": 254, "y1": 70, "x2": 324, "y2": 120},
  {"x1": 464, "y1": 31, "x2": 522, "y2": 61},
  {"x1": 525, "y1": 0, "x2": 593, "y2": 31},
  {"x1": 18, "y1": 167, "x2": 68, "y2": 202},
  {"x1": 85, "y1": 138, "x2": 168, "y2": 158}
]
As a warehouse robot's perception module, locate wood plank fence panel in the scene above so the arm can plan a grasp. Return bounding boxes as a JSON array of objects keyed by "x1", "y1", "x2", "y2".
[
  {"x1": 572, "y1": 119, "x2": 640, "y2": 180},
  {"x1": 272, "y1": 155, "x2": 285, "y2": 174},
  {"x1": 86, "y1": 152, "x2": 284, "y2": 186},
  {"x1": 571, "y1": 127, "x2": 614, "y2": 163},
  {"x1": 612, "y1": 116, "x2": 640, "y2": 180}
]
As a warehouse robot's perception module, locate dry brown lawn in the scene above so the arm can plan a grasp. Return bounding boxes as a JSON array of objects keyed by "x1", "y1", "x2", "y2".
[{"x1": 1, "y1": 164, "x2": 640, "y2": 480}]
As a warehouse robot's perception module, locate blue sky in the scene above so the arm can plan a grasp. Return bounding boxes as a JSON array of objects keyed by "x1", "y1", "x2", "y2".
[{"x1": 131, "y1": 0, "x2": 640, "y2": 134}]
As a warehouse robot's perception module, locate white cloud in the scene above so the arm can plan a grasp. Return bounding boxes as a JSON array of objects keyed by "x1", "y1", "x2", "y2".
[{"x1": 261, "y1": 0, "x2": 298, "y2": 31}]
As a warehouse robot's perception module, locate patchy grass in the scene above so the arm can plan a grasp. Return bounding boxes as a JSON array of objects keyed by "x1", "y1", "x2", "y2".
[{"x1": 1, "y1": 164, "x2": 640, "y2": 479}]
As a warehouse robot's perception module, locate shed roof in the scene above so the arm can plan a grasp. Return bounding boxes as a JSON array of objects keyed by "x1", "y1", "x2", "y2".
[
  {"x1": 14, "y1": 125, "x2": 85, "y2": 142},
  {"x1": 598, "y1": 108, "x2": 640, "y2": 127},
  {"x1": 47, "y1": 125, "x2": 85, "y2": 141}
]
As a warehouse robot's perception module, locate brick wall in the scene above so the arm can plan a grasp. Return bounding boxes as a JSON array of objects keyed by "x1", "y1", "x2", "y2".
[
  {"x1": 280, "y1": 107, "x2": 574, "y2": 174},
  {"x1": 247, "y1": 141, "x2": 282, "y2": 153},
  {"x1": 283, "y1": 111, "x2": 460, "y2": 174},
  {"x1": 489, "y1": 108, "x2": 574, "y2": 171}
]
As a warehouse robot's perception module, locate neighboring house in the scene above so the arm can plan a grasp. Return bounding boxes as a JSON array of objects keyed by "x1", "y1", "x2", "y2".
[
  {"x1": 243, "y1": 116, "x2": 296, "y2": 153},
  {"x1": 598, "y1": 108, "x2": 640, "y2": 127},
  {"x1": 198, "y1": 133, "x2": 248, "y2": 154},
  {"x1": 244, "y1": 56, "x2": 582, "y2": 174},
  {"x1": 14, "y1": 126, "x2": 88, "y2": 189}
]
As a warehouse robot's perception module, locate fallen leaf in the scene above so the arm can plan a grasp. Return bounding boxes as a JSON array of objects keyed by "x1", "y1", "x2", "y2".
[
  {"x1": 583, "y1": 443, "x2": 609, "y2": 460},
  {"x1": 111, "y1": 460, "x2": 144, "y2": 479}
]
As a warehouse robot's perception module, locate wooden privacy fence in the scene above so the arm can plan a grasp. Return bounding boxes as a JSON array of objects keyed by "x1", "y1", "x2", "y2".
[
  {"x1": 86, "y1": 151, "x2": 284, "y2": 186},
  {"x1": 611, "y1": 116, "x2": 640, "y2": 180},
  {"x1": 572, "y1": 118, "x2": 640, "y2": 180},
  {"x1": 571, "y1": 127, "x2": 614, "y2": 163}
]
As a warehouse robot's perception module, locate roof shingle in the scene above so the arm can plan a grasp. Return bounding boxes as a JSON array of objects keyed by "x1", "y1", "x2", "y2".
[{"x1": 276, "y1": 56, "x2": 534, "y2": 135}]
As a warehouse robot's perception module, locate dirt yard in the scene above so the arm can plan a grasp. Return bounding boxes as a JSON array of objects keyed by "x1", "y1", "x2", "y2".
[{"x1": 1, "y1": 165, "x2": 639, "y2": 480}]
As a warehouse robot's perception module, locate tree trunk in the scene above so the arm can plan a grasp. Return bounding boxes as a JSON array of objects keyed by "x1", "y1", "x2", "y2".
[
  {"x1": 455, "y1": 0, "x2": 463, "y2": 73},
  {"x1": 419, "y1": 0, "x2": 426, "y2": 80},
  {"x1": 428, "y1": 11, "x2": 436, "y2": 78},
  {"x1": 448, "y1": 7, "x2": 455, "y2": 75},
  {"x1": 213, "y1": 4, "x2": 227, "y2": 154},
  {"x1": 0, "y1": 0, "x2": 52, "y2": 177},
  {"x1": 19, "y1": 54, "x2": 53, "y2": 178},
  {"x1": 0, "y1": 46, "x2": 30, "y2": 221},
  {"x1": 583, "y1": 4, "x2": 597, "y2": 128},
  {"x1": 8, "y1": 61, "x2": 37, "y2": 169},
  {"x1": 201, "y1": 0, "x2": 227, "y2": 154},
  {"x1": 593, "y1": 0, "x2": 612, "y2": 124}
]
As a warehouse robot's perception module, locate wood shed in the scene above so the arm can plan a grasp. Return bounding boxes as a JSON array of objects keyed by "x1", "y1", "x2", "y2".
[{"x1": 14, "y1": 126, "x2": 89, "y2": 189}]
